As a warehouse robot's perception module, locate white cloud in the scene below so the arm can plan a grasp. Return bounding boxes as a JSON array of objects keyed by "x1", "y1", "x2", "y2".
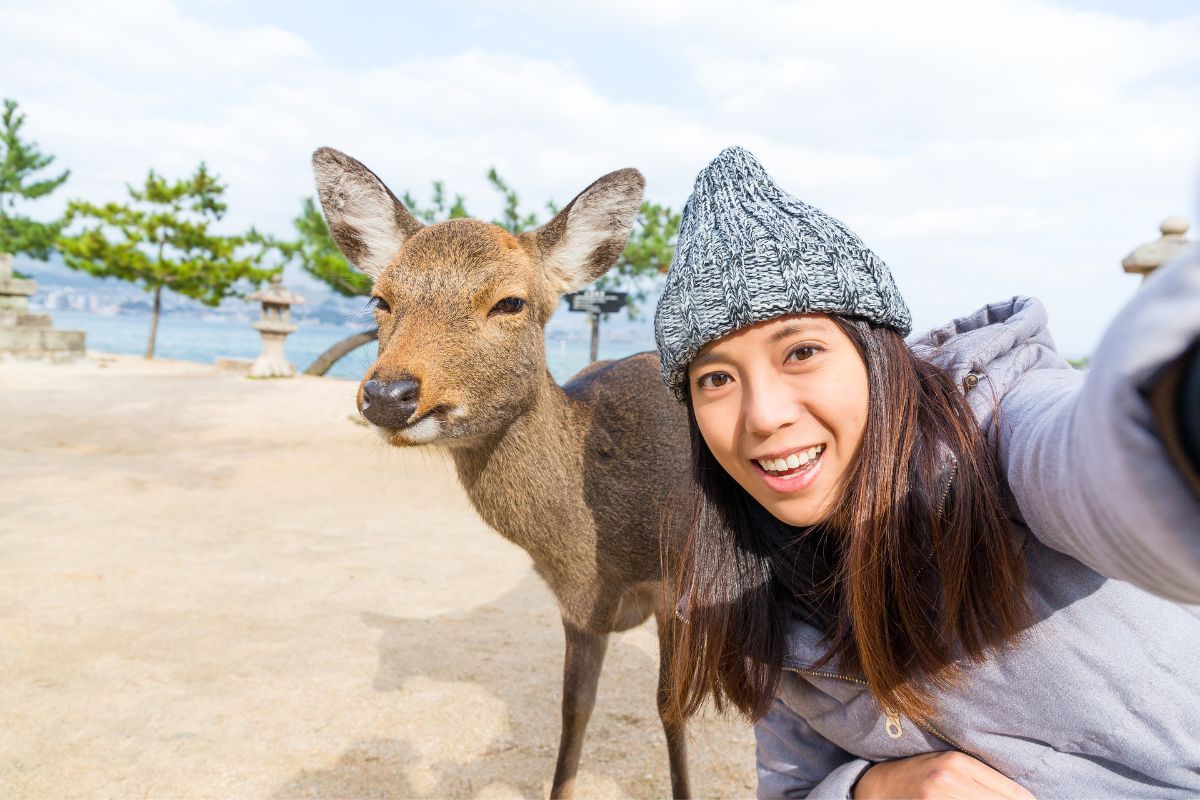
[
  {"x1": 0, "y1": 0, "x2": 1197, "y2": 355},
  {"x1": 880, "y1": 206, "x2": 1058, "y2": 239}
]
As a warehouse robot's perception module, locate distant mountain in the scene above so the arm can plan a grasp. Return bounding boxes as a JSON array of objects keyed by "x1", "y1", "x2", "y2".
[
  {"x1": 13, "y1": 252, "x2": 337, "y2": 302},
  {"x1": 13, "y1": 253, "x2": 109, "y2": 289}
]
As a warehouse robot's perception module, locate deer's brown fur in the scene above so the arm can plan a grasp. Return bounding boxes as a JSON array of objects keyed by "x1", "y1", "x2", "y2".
[{"x1": 312, "y1": 148, "x2": 693, "y2": 798}]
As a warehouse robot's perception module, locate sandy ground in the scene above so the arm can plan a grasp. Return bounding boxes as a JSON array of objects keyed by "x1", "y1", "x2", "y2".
[{"x1": 0, "y1": 353, "x2": 756, "y2": 799}]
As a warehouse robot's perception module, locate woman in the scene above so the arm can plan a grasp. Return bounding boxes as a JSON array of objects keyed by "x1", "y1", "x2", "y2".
[{"x1": 653, "y1": 147, "x2": 1200, "y2": 799}]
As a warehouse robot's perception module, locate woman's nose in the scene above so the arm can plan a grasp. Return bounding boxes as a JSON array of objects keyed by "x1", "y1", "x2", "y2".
[{"x1": 741, "y1": 380, "x2": 800, "y2": 436}]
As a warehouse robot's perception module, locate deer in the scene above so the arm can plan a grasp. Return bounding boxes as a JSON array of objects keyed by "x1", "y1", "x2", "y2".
[{"x1": 311, "y1": 147, "x2": 694, "y2": 798}]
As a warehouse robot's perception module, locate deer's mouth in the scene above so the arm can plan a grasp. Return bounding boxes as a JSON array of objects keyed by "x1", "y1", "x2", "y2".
[{"x1": 373, "y1": 404, "x2": 462, "y2": 446}]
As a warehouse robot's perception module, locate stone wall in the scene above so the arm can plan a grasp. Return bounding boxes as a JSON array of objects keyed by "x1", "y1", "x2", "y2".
[{"x1": 0, "y1": 253, "x2": 85, "y2": 362}]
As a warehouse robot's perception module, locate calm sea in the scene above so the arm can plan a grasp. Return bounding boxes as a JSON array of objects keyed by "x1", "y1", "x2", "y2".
[{"x1": 48, "y1": 310, "x2": 655, "y2": 384}]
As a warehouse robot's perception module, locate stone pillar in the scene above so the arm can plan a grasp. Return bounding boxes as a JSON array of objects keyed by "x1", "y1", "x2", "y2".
[
  {"x1": 1122, "y1": 216, "x2": 1191, "y2": 284},
  {"x1": 0, "y1": 253, "x2": 86, "y2": 362},
  {"x1": 247, "y1": 274, "x2": 304, "y2": 378}
]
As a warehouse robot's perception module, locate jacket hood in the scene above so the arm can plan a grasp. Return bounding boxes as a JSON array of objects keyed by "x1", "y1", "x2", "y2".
[{"x1": 909, "y1": 296, "x2": 1056, "y2": 414}]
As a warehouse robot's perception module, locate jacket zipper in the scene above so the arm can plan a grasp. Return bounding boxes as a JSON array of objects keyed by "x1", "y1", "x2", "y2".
[{"x1": 783, "y1": 667, "x2": 972, "y2": 755}]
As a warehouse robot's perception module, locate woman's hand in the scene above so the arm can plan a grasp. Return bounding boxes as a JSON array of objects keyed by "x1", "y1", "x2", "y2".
[{"x1": 853, "y1": 752, "x2": 1035, "y2": 799}]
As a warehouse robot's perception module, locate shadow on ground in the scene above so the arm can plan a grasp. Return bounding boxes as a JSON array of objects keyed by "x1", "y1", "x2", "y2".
[
  {"x1": 274, "y1": 738, "x2": 427, "y2": 799},
  {"x1": 274, "y1": 572, "x2": 673, "y2": 799}
]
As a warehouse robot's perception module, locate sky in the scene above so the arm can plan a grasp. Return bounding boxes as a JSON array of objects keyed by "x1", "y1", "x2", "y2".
[{"x1": 2, "y1": 0, "x2": 1198, "y2": 355}]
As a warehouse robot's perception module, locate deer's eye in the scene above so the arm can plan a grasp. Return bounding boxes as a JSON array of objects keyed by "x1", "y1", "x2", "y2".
[
  {"x1": 369, "y1": 296, "x2": 391, "y2": 314},
  {"x1": 489, "y1": 297, "x2": 526, "y2": 316}
]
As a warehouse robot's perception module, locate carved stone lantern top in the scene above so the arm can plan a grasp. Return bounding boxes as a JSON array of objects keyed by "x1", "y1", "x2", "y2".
[
  {"x1": 1122, "y1": 216, "x2": 1191, "y2": 280},
  {"x1": 248, "y1": 273, "x2": 304, "y2": 335},
  {"x1": 248, "y1": 272, "x2": 305, "y2": 306}
]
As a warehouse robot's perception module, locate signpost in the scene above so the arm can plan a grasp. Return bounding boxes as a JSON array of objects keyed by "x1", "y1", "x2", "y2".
[{"x1": 564, "y1": 289, "x2": 627, "y2": 363}]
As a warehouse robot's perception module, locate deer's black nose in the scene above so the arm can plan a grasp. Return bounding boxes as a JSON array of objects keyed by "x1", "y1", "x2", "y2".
[{"x1": 361, "y1": 378, "x2": 420, "y2": 428}]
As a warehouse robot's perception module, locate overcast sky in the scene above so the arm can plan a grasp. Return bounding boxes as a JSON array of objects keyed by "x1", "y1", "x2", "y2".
[{"x1": 2, "y1": 0, "x2": 1198, "y2": 355}]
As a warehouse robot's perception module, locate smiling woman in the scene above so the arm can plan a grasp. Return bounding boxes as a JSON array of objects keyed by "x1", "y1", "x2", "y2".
[
  {"x1": 673, "y1": 304, "x2": 1029, "y2": 743},
  {"x1": 655, "y1": 147, "x2": 1200, "y2": 800}
]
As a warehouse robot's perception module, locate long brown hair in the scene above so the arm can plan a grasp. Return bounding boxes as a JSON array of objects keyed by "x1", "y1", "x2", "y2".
[{"x1": 666, "y1": 316, "x2": 1030, "y2": 725}]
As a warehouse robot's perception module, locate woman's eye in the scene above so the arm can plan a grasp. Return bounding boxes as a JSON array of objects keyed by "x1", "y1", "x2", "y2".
[
  {"x1": 369, "y1": 296, "x2": 391, "y2": 314},
  {"x1": 787, "y1": 346, "x2": 818, "y2": 362},
  {"x1": 489, "y1": 297, "x2": 526, "y2": 316},
  {"x1": 697, "y1": 371, "x2": 732, "y2": 390}
]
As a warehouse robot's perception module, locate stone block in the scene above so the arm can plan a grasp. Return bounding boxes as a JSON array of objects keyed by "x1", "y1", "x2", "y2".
[
  {"x1": 0, "y1": 311, "x2": 52, "y2": 328},
  {"x1": 0, "y1": 326, "x2": 86, "y2": 362}
]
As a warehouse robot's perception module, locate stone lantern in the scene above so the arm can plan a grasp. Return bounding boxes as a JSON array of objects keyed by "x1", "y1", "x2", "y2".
[
  {"x1": 1122, "y1": 216, "x2": 1191, "y2": 284},
  {"x1": 247, "y1": 273, "x2": 303, "y2": 378}
]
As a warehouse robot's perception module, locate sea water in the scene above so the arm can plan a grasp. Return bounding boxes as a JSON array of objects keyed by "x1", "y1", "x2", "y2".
[{"x1": 48, "y1": 310, "x2": 655, "y2": 384}]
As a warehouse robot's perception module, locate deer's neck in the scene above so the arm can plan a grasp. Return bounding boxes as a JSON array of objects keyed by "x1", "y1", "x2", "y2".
[{"x1": 448, "y1": 372, "x2": 588, "y2": 559}]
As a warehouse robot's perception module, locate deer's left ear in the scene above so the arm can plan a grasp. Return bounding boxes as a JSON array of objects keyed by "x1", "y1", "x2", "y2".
[{"x1": 527, "y1": 167, "x2": 645, "y2": 294}]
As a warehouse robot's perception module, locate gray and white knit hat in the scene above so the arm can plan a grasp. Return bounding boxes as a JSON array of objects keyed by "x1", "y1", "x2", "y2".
[{"x1": 654, "y1": 146, "x2": 911, "y2": 402}]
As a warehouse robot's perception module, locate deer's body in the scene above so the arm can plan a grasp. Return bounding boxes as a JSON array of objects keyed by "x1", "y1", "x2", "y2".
[
  {"x1": 312, "y1": 148, "x2": 694, "y2": 797},
  {"x1": 453, "y1": 354, "x2": 689, "y2": 630}
]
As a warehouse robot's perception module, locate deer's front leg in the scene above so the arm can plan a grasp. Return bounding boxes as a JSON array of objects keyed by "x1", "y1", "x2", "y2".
[
  {"x1": 655, "y1": 609, "x2": 691, "y2": 798},
  {"x1": 549, "y1": 620, "x2": 610, "y2": 799}
]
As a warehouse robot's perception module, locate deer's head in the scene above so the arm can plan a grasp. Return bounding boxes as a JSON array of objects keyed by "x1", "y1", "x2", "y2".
[{"x1": 311, "y1": 147, "x2": 644, "y2": 447}]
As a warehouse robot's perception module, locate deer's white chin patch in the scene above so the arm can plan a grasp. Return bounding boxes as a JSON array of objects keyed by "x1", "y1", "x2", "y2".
[
  {"x1": 378, "y1": 414, "x2": 441, "y2": 445},
  {"x1": 373, "y1": 406, "x2": 466, "y2": 446}
]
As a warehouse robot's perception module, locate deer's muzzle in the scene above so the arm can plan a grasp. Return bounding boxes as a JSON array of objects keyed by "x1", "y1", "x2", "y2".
[{"x1": 361, "y1": 378, "x2": 420, "y2": 428}]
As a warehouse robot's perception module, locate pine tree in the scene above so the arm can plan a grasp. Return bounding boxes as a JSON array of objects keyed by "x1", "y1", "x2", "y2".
[
  {"x1": 57, "y1": 163, "x2": 275, "y2": 358},
  {"x1": 0, "y1": 99, "x2": 71, "y2": 260},
  {"x1": 283, "y1": 197, "x2": 374, "y2": 298},
  {"x1": 596, "y1": 200, "x2": 682, "y2": 318}
]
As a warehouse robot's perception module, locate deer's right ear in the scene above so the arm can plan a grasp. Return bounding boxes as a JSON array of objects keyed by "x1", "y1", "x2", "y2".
[{"x1": 311, "y1": 147, "x2": 424, "y2": 277}]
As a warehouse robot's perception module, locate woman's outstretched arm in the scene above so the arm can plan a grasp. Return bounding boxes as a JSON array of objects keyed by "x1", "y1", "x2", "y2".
[{"x1": 999, "y1": 244, "x2": 1200, "y2": 602}]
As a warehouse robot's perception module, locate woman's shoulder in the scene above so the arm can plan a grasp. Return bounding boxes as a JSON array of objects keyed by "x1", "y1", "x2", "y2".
[{"x1": 907, "y1": 296, "x2": 1078, "y2": 422}]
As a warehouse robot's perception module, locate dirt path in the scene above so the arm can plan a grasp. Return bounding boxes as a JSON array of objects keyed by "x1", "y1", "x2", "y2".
[{"x1": 0, "y1": 354, "x2": 756, "y2": 799}]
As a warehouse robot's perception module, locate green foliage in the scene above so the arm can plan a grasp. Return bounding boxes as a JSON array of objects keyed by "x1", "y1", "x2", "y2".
[
  {"x1": 401, "y1": 180, "x2": 469, "y2": 225},
  {"x1": 279, "y1": 197, "x2": 373, "y2": 298},
  {"x1": 595, "y1": 201, "x2": 681, "y2": 319},
  {"x1": 57, "y1": 163, "x2": 276, "y2": 356},
  {"x1": 486, "y1": 168, "x2": 541, "y2": 233},
  {"x1": 0, "y1": 99, "x2": 70, "y2": 260}
]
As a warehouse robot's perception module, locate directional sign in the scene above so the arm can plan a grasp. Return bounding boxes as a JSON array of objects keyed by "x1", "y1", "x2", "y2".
[{"x1": 565, "y1": 290, "x2": 627, "y2": 314}]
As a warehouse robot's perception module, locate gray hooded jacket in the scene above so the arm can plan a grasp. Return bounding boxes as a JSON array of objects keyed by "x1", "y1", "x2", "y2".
[{"x1": 755, "y1": 247, "x2": 1200, "y2": 798}]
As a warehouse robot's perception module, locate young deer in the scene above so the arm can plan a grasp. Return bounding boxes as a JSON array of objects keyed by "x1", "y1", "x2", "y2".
[{"x1": 312, "y1": 148, "x2": 693, "y2": 798}]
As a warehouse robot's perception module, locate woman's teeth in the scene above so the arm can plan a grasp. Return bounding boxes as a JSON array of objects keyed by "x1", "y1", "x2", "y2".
[{"x1": 756, "y1": 444, "x2": 825, "y2": 475}]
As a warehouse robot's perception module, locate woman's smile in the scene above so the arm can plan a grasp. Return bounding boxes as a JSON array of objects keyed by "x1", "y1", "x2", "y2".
[{"x1": 751, "y1": 443, "x2": 827, "y2": 492}]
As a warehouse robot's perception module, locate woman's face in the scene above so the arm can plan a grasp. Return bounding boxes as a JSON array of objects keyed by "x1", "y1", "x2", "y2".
[{"x1": 688, "y1": 313, "x2": 869, "y2": 527}]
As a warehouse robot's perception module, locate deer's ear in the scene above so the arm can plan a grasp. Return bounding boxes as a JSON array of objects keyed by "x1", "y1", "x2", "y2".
[
  {"x1": 530, "y1": 167, "x2": 644, "y2": 294},
  {"x1": 311, "y1": 147, "x2": 424, "y2": 278}
]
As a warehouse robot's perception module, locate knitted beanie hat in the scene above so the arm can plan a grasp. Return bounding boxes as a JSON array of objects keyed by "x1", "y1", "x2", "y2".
[{"x1": 654, "y1": 146, "x2": 911, "y2": 402}]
